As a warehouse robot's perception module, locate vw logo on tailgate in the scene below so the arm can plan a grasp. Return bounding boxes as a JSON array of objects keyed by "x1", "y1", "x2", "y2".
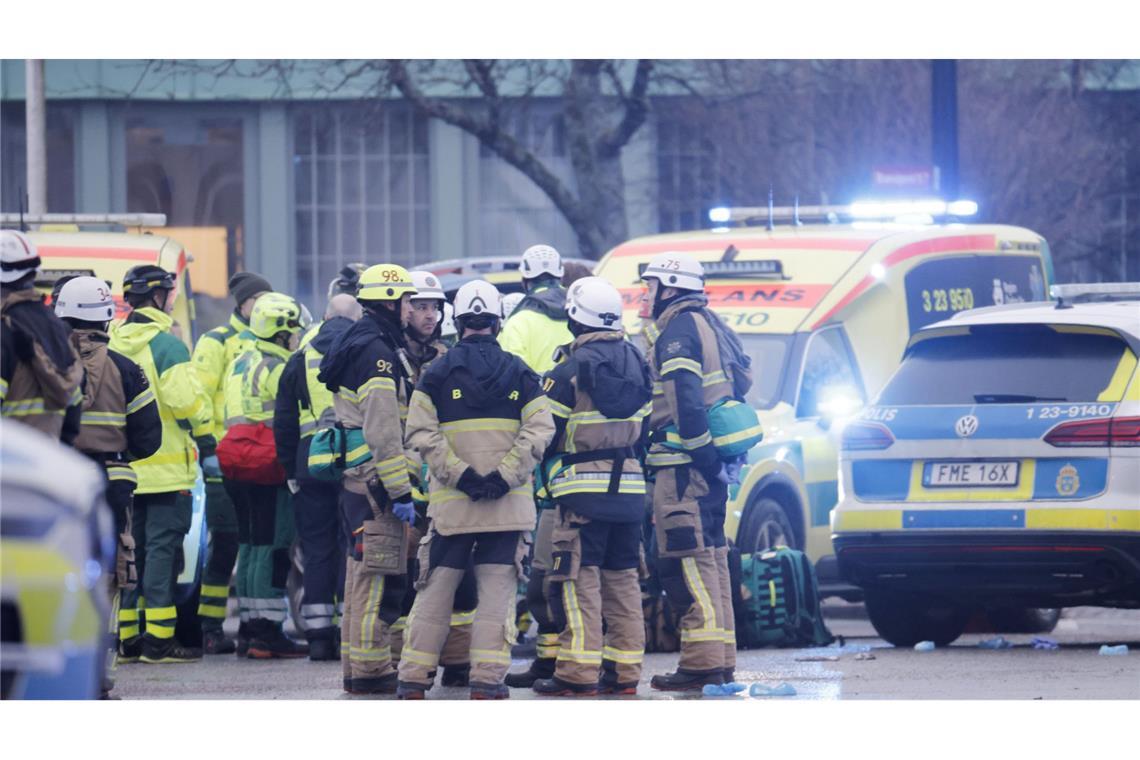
[{"x1": 955, "y1": 414, "x2": 979, "y2": 438}]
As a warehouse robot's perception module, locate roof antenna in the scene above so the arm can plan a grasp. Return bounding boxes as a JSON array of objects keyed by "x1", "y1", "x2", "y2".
[
  {"x1": 767, "y1": 185, "x2": 774, "y2": 232},
  {"x1": 793, "y1": 194, "x2": 802, "y2": 227}
]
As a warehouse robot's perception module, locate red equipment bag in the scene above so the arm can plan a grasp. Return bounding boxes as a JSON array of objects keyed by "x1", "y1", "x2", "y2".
[{"x1": 216, "y1": 422, "x2": 286, "y2": 485}]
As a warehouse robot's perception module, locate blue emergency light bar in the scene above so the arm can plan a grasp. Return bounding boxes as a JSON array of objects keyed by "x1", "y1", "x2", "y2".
[{"x1": 708, "y1": 199, "x2": 978, "y2": 226}]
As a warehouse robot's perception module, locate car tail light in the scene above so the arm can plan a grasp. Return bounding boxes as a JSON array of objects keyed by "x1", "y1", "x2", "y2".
[
  {"x1": 1043, "y1": 416, "x2": 1140, "y2": 447},
  {"x1": 841, "y1": 421, "x2": 895, "y2": 451}
]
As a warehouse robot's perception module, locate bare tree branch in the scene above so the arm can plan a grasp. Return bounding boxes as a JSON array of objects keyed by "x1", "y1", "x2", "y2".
[
  {"x1": 598, "y1": 59, "x2": 654, "y2": 158},
  {"x1": 387, "y1": 60, "x2": 601, "y2": 251}
]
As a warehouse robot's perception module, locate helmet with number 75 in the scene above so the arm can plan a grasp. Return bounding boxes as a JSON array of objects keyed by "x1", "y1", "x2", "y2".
[{"x1": 639, "y1": 252, "x2": 705, "y2": 292}]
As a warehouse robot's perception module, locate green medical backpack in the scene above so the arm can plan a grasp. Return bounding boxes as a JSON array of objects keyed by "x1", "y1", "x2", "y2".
[
  {"x1": 307, "y1": 425, "x2": 371, "y2": 481},
  {"x1": 734, "y1": 545, "x2": 834, "y2": 649}
]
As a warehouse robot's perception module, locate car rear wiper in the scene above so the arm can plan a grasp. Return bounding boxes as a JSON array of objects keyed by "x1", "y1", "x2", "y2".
[{"x1": 973, "y1": 393, "x2": 1067, "y2": 403}]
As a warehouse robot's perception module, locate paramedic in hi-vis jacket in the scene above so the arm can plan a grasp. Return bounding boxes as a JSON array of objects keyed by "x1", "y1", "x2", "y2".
[
  {"x1": 397, "y1": 280, "x2": 554, "y2": 700},
  {"x1": 641, "y1": 252, "x2": 740, "y2": 691}
]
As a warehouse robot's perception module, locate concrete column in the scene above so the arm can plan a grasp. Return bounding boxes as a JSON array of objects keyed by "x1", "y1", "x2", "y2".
[
  {"x1": 25, "y1": 60, "x2": 47, "y2": 213},
  {"x1": 428, "y1": 119, "x2": 467, "y2": 261},
  {"x1": 250, "y1": 104, "x2": 292, "y2": 293}
]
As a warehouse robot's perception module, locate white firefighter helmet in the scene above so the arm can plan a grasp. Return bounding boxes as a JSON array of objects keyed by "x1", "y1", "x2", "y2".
[
  {"x1": 1, "y1": 230, "x2": 40, "y2": 284},
  {"x1": 640, "y1": 251, "x2": 705, "y2": 292},
  {"x1": 520, "y1": 244, "x2": 564, "y2": 280},
  {"x1": 440, "y1": 302, "x2": 457, "y2": 338},
  {"x1": 453, "y1": 279, "x2": 503, "y2": 319},
  {"x1": 565, "y1": 276, "x2": 624, "y2": 331},
  {"x1": 410, "y1": 271, "x2": 446, "y2": 301},
  {"x1": 54, "y1": 276, "x2": 116, "y2": 323},
  {"x1": 501, "y1": 292, "x2": 524, "y2": 319}
]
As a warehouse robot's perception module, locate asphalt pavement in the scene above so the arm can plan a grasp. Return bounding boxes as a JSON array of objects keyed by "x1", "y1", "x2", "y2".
[{"x1": 112, "y1": 604, "x2": 1140, "y2": 700}]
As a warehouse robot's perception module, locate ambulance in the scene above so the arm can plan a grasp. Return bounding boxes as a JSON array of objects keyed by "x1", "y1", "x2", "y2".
[
  {"x1": 2, "y1": 213, "x2": 207, "y2": 641},
  {"x1": 594, "y1": 202, "x2": 1054, "y2": 596}
]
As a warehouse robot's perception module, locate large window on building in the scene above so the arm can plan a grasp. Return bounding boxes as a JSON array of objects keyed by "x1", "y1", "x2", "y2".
[
  {"x1": 124, "y1": 110, "x2": 244, "y2": 329},
  {"x1": 0, "y1": 103, "x2": 76, "y2": 213},
  {"x1": 655, "y1": 117, "x2": 719, "y2": 233},
  {"x1": 478, "y1": 104, "x2": 578, "y2": 258},
  {"x1": 292, "y1": 105, "x2": 430, "y2": 307}
]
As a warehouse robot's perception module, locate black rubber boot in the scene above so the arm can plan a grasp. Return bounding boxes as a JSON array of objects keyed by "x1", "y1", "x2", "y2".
[
  {"x1": 349, "y1": 673, "x2": 399, "y2": 695},
  {"x1": 247, "y1": 623, "x2": 308, "y2": 659},
  {"x1": 140, "y1": 635, "x2": 203, "y2": 664},
  {"x1": 235, "y1": 621, "x2": 250, "y2": 657},
  {"x1": 118, "y1": 635, "x2": 143, "y2": 663},
  {"x1": 441, "y1": 663, "x2": 471, "y2": 687},
  {"x1": 396, "y1": 680, "x2": 429, "y2": 700},
  {"x1": 723, "y1": 668, "x2": 735, "y2": 684},
  {"x1": 469, "y1": 682, "x2": 510, "y2": 700},
  {"x1": 308, "y1": 637, "x2": 339, "y2": 661},
  {"x1": 203, "y1": 628, "x2": 236, "y2": 655},
  {"x1": 599, "y1": 660, "x2": 638, "y2": 696},
  {"x1": 533, "y1": 676, "x2": 599, "y2": 697},
  {"x1": 504, "y1": 657, "x2": 555, "y2": 688},
  {"x1": 650, "y1": 669, "x2": 725, "y2": 692}
]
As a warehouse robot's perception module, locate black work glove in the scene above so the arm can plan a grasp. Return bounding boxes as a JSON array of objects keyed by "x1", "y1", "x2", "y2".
[
  {"x1": 480, "y1": 470, "x2": 511, "y2": 501},
  {"x1": 690, "y1": 442, "x2": 723, "y2": 483},
  {"x1": 457, "y1": 467, "x2": 486, "y2": 501},
  {"x1": 366, "y1": 477, "x2": 390, "y2": 509}
]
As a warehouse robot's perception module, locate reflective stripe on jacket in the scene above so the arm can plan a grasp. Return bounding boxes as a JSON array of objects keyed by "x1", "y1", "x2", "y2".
[
  {"x1": 542, "y1": 331, "x2": 650, "y2": 520},
  {"x1": 192, "y1": 312, "x2": 253, "y2": 440},
  {"x1": 646, "y1": 295, "x2": 734, "y2": 471},
  {"x1": 109, "y1": 307, "x2": 214, "y2": 493},
  {"x1": 406, "y1": 334, "x2": 555, "y2": 536}
]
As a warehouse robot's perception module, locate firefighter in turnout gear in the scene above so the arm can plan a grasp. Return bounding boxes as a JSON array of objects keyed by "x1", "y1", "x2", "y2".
[
  {"x1": 273, "y1": 293, "x2": 361, "y2": 660},
  {"x1": 397, "y1": 280, "x2": 555, "y2": 700},
  {"x1": 1, "y1": 230, "x2": 84, "y2": 442},
  {"x1": 391, "y1": 271, "x2": 477, "y2": 687},
  {"x1": 527, "y1": 278, "x2": 652, "y2": 697},
  {"x1": 497, "y1": 244, "x2": 573, "y2": 681},
  {"x1": 55, "y1": 276, "x2": 162, "y2": 697},
  {"x1": 110, "y1": 265, "x2": 215, "y2": 663},
  {"x1": 192, "y1": 271, "x2": 272, "y2": 654},
  {"x1": 317, "y1": 263, "x2": 418, "y2": 695},
  {"x1": 641, "y1": 252, "x2": 740, "y2": 690},
  {"x1": 216, "y1": 292, "x2": 308, "y2": 659}
]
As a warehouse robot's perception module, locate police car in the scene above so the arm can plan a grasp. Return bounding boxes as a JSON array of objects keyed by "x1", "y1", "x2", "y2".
[
  {"x1": 833, "y1": 283, "x2": 1140, "y2": 646},
  {"x1": 1, "y1": 420, "x2": 114, "y2": 699}
]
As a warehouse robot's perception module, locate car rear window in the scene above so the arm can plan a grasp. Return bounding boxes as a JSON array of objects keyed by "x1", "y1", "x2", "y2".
[{"x1": 878, "y1": 324, "x2": 1135, "y2": 405}]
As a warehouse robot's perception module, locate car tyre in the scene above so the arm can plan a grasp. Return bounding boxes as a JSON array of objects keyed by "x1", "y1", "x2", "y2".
[
  {"x1": 864, "y1": 589, "x2": 970, "y2": 647},
  {"x1": 740, "y1": 498, "x2": 797, "y2": 555},
  {"x1": 985, "y1": 606, "x2": 1061, "y2": 634}
]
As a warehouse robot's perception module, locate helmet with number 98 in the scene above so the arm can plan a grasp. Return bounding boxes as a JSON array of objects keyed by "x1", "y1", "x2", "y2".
[
  {"x1": 357, "y1": 264, "x2": 417, "y2": 302},
  {"x1": 639, "y1": 252, "x2": 704, "y2": 292}
]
